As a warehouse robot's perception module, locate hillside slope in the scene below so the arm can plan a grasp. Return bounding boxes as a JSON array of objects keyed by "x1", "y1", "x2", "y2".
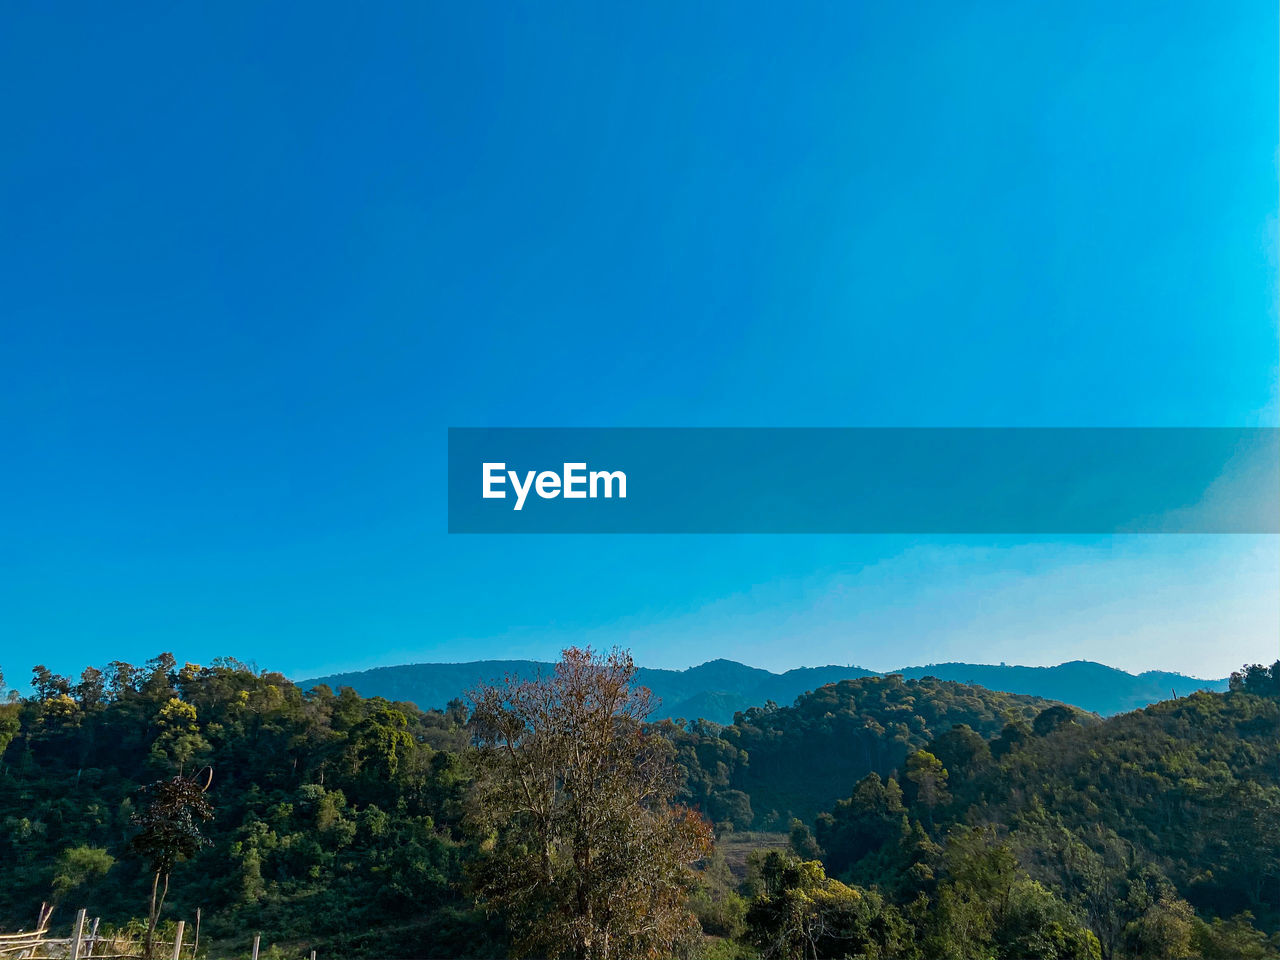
[
  {"x1": 664, "y1": 673, "x2": 1070, "y2": 827},
  {"x1": 2, "y1": 654, "x2": 1272, "y2": 958},
  {"x1": 812, "y1": 669, "x2": 1280, "y2": 951},
  {"x1": 302, "y1": 657, "x2": 1227, "y2": 721}
]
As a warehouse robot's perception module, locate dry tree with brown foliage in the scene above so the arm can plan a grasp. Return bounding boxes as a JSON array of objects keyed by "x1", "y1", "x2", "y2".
[{"x1": 467, "y1": 647, "x2": 713, "y2": 960}]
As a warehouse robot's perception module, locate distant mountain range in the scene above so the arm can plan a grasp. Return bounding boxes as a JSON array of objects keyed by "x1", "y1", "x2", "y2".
[{"x1": 300, "y1": 657, "x2": 1230, "y2": 722}]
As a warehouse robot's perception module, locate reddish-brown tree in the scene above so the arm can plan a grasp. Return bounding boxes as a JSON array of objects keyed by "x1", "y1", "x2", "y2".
[{"x1": 468, "y1": 647, "x2": 712, "y2": 960}]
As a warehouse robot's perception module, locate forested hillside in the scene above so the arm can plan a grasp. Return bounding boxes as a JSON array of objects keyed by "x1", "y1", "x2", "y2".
[
  {"x1": 664, "y1": 674, "x2": 1066, "y2": 827},
  {"x1": 1, "y1": 654, "x2": 1276, "y2": 959},
  {"x1": 0, "y1": 657, "x2": 500, "y2": 957},
  {"x1": 800, "y1": 664, "x2": 1280, "y2": 959},
  {"x1": 303, "y1": 658, "x2": 1228, "y2": 722}
]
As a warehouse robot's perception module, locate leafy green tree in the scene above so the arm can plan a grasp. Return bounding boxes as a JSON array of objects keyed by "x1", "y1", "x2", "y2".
[
  {"x1": 148, "y1": 698, "x2": 210, "y2": 774},
  {"x1": 928, "y1": 723, "x2": 991, "y2": 785},
  {"x1": 998, "y1": 878, "x2": 1101, "y2": 960},
  {"x1": 815, "y1": 772, "x2": 905, "y2": 877},
  {"x1": 925, "y1": 828, "x2": 1099, "y2": 960},
  {"x1": 788, "y1": 818, "x2": 822, "y2": 860},
  {"x1": 745, "y1": 851, "x2": 915, "y2": 960},
  {"x1": 74, "y1": 667, "x2": 107, "y2": 709},
  {"x1": 1033, "y1": 704, "x2": 1087, "y2": 737},
  {"x1": 1192, "y1": 912, "x2": 1279, "y2": 960},
  {"x1": 51, "y1": 845, "x2": 115, "y2": 907},
  {"x1": 31, "y1": 665, "x2": 72, "y2": 700},
  {"x1": 0, "y1": 669, "x2": 20, "y2": 757},
  {"x1": 1230, "y1": 661, "x2": 1280, "y2": 697},
  {"x1": 1124, "y1": 895, "x2": 1195, "y2": 959},
  {"x1": 689, "y1": 848, "x2": 748, "y2": 939},
  {"x1": 903, "y1": 751, "x2": 949, "y2": 827}
]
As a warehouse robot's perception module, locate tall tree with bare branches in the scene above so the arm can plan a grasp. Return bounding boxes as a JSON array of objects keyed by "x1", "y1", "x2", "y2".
[{"x1": 468, "y1": 647, "x2": 712, "y2": 960}]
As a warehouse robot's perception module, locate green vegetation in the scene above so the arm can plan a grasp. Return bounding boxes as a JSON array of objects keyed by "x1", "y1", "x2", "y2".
[
  {"x1": 795, "y1": 662, "x2": 1280, "y2": 958},
  {"x1": 303, "y1": 658, "x2": 1230, "y2": 724},
  {"x1": 661, "y1": 674, "x2": 1064, "y2": 827},
  {"x1": 0, "y1": 654, "x2": 1276, "y2": 958},
  {"x1": 0, "y1": 656, "x2": 497, "y2": 957}
]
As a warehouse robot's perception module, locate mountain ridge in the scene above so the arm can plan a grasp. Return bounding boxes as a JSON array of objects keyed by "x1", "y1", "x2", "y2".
[{"x1": 300, "y1": 657, "x2": 1230, "y2": 722}]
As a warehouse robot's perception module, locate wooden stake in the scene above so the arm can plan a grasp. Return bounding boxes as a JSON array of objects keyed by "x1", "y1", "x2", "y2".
[
  {"x1": 251, "y1": 934, "x2": 260, "y2": 960},
  {"x1": 70, "y1": 909, "x2": 87, "y2": 960},
  {"x1": 88, "y1": 917, "x2": 100, "y2": 959},
  {"x1": 171, "y1": 920, "x2": 185, "y2": 960}
]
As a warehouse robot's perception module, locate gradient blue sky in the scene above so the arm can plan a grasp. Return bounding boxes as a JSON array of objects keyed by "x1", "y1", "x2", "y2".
[{"x1": 2, "y1": 2, "x2": 1277, "y2": 684}]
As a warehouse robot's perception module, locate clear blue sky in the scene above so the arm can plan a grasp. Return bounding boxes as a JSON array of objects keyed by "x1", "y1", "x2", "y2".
[{"x1": 1, "y1": 2, "x2": 1276, "y2": 685}]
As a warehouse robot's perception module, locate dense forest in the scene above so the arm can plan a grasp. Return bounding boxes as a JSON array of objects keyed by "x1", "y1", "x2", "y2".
[
  {"x1": 0, "y1": 653, "x2": 1277, "y2": 959},
  {"x1": 794, "y1": 671, "x2": 1280, "y2": 959},
  {"x1": 663, "y1": 675, "x2": 1067, "y2": 827},
  {"x1": 0, "y1": 657, "x2": 497, "y2": 957}
]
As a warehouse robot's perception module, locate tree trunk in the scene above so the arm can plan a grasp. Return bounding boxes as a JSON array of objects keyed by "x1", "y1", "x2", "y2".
[
  {"x1": 145, "y1": 871, "x2": 160, "y2": 957},
  {"x1": 156, "y1": 873, "x2": 170, "y2": 930},
  {"x1": 145, "y1": 872, "x2": 171, "y2": 959}
]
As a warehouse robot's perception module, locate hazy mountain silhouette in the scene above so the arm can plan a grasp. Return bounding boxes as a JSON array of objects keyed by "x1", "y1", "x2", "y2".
[{"x1": 300, "y1": 657, "x2": 1229, "y2": 722}]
